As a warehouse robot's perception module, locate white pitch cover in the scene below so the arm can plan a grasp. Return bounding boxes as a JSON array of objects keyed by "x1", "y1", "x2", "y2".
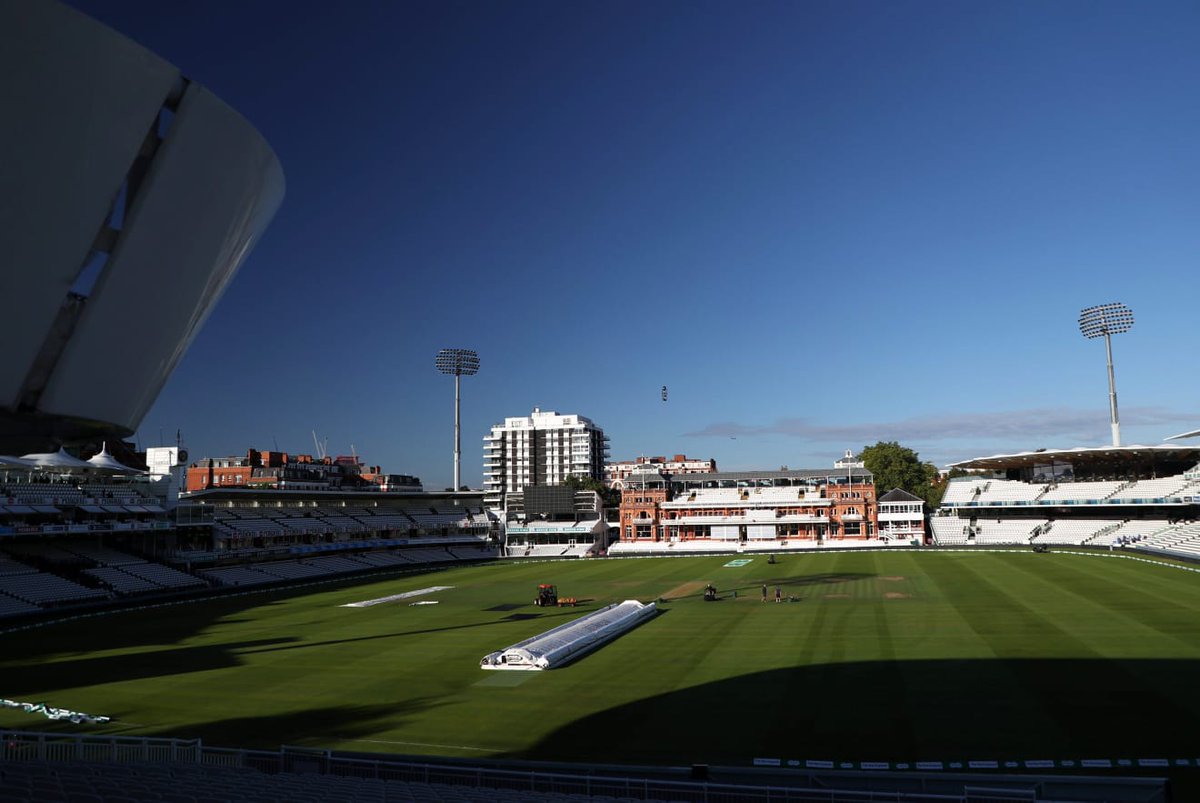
[{"x1": 481, "y1": 600, "x2": 657, "y2": 670}]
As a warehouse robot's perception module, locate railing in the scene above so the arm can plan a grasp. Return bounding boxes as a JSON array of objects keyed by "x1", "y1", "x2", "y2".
[
  {"x1": 0, "y1": 730, "x2": 1063, "y2": 802},
  {"x1": 1103, "y1": 481, "x2": 1133, "y2": 500},
  {"x1": 2, "y1": 731, "x2": 201, "y2": 764}
]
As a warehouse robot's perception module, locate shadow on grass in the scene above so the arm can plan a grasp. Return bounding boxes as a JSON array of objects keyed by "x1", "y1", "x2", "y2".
[
  {"x1": 2, "y1": 609, "x2": 591, "y2": 697},
  {"x1": 136, "y1": 700, "x2": 440, "y2": 749},
  {"x1": 0, "y1": 566, "x2": 460, "y2": 662},
  {"x1": 1, "y1": 638, "x2": 301, "y2": 697},
  {"x1": 661, "y1": 574, "x2": 876, "y2": 602},
  {"x1": 509, "y1": 658, "x2": 1200, "y2": 766},
  {"x1": 749, "y1": 572, "x2": 875, "y2": 589},
  {"x1": 235, "y1": 609, "x2": 588, "y2": 656}
]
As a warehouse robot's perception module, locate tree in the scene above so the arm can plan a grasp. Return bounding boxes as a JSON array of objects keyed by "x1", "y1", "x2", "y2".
[
  {"x1": 922, "y1": 467, "x2": 972, "y2": 509},
  {"x1": 563, "y1": 474, "x2": 621, "y2": 509},
  {"x1": 859, "y1": 441, "x2": 942, "y2": 509}
]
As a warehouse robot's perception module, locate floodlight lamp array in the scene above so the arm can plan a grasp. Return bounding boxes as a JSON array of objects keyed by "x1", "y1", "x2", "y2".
[
  {"x1": 1078, "y1": 302, "x2": 1134, "y2": 339},
  {"x1": 435, "y1": 348, "x2": 480, "y2": 376}
]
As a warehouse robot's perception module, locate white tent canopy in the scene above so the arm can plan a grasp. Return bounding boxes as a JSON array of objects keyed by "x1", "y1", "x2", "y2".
[
  {"x1": 0, "y1": 455, "x2": 37, "y2": 469},
  {"x1": 86, "y1": 443, "x2": 143, "y2": 475},
  {"x1": 20, "y1": 447, "x2": 94, "y2": 471}
]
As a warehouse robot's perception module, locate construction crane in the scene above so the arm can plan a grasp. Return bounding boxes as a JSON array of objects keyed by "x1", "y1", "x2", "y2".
[{"x1": 311, "y1": 430, "x2": 328, "y2": 460}]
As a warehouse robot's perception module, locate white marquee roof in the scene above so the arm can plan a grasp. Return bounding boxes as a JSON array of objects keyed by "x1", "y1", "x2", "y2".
[
  {"x1": 86, "y1": 443, "x2": 143, "y2": 475},
  {"x1": 21, "y1": 447, "x2": 94, "y2": 471},
  {"x1": 947, "y1": 443, "x2": 1200, "y2": 471}
]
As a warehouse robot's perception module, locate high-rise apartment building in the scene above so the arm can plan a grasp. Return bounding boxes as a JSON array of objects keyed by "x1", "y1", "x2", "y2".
[{"x1": 482, "y1": 408, "x2": 609, "y2": 509}]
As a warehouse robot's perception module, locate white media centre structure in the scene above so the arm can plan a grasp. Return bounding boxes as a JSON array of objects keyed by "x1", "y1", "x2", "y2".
[{"x1": 0, "y1": 0, "x2": 284, "y2": 454}]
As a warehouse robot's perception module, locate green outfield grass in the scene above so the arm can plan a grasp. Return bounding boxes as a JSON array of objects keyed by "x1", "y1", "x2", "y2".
[{"x1": 4, "y1": 550, "x2": 1200, "y2": 768}]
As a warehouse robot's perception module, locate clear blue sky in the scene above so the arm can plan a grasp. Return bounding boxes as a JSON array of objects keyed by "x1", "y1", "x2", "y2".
[{"x1": 72, "y1": 0, "x2": 1200, "y2": 487}]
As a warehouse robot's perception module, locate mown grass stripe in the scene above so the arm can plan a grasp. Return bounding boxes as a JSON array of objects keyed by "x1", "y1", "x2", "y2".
[{"x1": 3, "y1": 551, "x2": 1200, "y2": 766}]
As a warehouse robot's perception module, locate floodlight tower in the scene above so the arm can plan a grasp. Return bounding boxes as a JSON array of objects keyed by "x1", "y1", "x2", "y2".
[
  {"x1": 1078, "y1": 303, "x2": 1134, "y2": 447},
  {"x1": 435, "y1": 348, "x2": 480, "y2": 492}
]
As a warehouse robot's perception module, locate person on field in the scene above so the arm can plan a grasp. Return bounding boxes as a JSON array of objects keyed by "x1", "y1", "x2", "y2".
[
  {"x1": 761, "y1": 584, "x2": 767, "y2": 602},
  {"x1": 775, "y1": 585, "x2": 782, "y2": 602}
]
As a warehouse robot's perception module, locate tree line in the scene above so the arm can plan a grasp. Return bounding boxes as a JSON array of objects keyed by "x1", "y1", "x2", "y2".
[{"x1": 860, "y1": 441, "x2": 968, "y2": 509}]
